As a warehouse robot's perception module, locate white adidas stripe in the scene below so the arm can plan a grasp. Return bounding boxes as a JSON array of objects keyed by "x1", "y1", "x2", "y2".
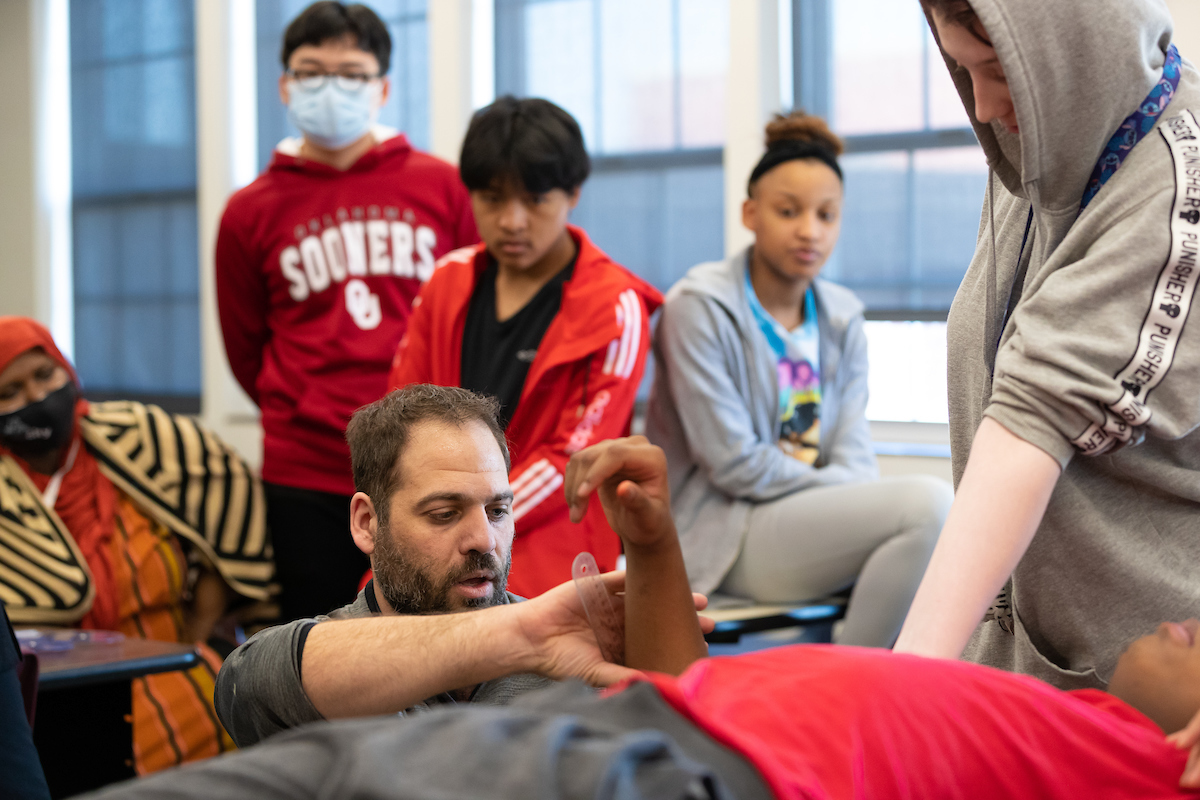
[
  {"x1": 602, "y1": 301, "x2": 624, "y2": 376},
  {"x1": 614, "y1": 290, "x2": 641, "y2": 379},
  {"x1": 514, "y1": 470, "x2": 557, "y2": 509},
  {"x1": 513, "y1": 472, "x2": 564, "y2": 521},
  {"x1": 511, "y1": 459, "x2": 554, "y2": 498},
  {"x1": 619, "y1": 291, "x2": 642, "y2": 379},
  {"x1": 601, "y1": 338, "x2": 619, "y2": 376},
  {"x1": 613, "y1": 291, "x2": 634, "y2": 379}
]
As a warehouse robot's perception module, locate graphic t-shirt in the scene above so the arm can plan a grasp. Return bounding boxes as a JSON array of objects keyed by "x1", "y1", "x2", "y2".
[{"x1": 745, "y1": 274, "x2": 821, "y2": 464}]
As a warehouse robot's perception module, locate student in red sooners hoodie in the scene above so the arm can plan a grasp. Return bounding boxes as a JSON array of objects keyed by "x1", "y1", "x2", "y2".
[
  {"x1": 216, "y1": 3, "x2": 477, "y2": 621},
  {"x1": 388, "y1": 97, "x2": 661, "y2": 597}
]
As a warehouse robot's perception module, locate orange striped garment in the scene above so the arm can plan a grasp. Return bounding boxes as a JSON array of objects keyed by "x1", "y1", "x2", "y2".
[{"x1": 105, "y1": 491, "x2": 234, "y2": 774}]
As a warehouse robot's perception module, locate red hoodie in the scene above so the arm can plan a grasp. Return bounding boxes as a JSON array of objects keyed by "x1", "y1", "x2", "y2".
[
  {"x1": 216, "y1": 131, "x2": 478, "y2": 495},
  {"x1": 388, "y1": 226, "x2": 663, "y2": 596}
]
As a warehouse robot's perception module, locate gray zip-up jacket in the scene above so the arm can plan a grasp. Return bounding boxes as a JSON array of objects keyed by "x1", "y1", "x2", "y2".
[
  {"x1": 215, "y1": 584, "x2": 553, "y2": 747},
  {"x1": 933, "y1": 0, "x2": 1200, "y2": 688},
  {"x1": 645, "y1": 250, "x2": 879, "y2": 595}
]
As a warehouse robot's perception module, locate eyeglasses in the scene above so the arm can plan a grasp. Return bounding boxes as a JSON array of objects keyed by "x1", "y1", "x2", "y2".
[{"x1": 286, "y1": 69, "x2": 380, "y2": 91}]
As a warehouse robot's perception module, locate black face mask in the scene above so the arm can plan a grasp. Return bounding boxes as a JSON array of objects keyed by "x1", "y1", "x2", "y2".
[{"x1": 0, "y1": 382, "x2": 78, "y2": 461}]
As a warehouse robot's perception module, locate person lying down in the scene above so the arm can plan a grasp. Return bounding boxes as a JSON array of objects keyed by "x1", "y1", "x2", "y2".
[{"x1": 85, "y1": 436, "x2": 1200, "y2": 799}]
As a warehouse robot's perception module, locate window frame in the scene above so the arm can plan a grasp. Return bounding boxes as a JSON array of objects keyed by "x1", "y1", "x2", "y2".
[
  {"x1": 792, "y1": 0, "x2": 979, "y2": 322},
  {"x1": 493, "y1": 0, "x2": 725, "y2": 174}
]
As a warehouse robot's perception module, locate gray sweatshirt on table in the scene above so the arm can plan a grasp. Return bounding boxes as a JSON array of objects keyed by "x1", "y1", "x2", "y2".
[
  {"x1": 932, "y1": 0, "x2": 1200, "y2": 688},
  {"x1": 214, "y1": 584, "x2": 553, "y2": 747},
  {"x1": 645, "y1": 250, "x2": 879, "y2": 595}
]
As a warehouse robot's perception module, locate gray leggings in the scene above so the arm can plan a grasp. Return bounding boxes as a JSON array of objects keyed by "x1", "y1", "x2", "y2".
[{"x1": 718, "y1": 475, "x2": 953, "y2": 648}]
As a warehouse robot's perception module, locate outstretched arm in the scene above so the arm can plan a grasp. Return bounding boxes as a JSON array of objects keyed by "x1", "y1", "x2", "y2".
[
  {"x1": 300, "y1": 578, "x2": 638, "y2": 720},
  {"x1": 893, "y1": 417, "x2": 1061, "y2": 658},
  {"x1": 565, "y1": 436, "x2": 709, "y2": 676}
]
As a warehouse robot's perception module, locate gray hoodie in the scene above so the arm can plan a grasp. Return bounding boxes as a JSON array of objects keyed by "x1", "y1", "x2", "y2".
[
  {"x1": 932, "y1": 0, "x2": 1200, "y2": 688},
  {"x1": 645, "y1": 250, "x2": 879, "y2": 594}
]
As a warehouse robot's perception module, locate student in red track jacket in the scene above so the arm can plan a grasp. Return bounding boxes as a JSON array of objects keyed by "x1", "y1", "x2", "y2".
[
  {"x1": 216, "y1": 3, "x2": 477, "y2": 621},
  {"x1": 388, "y1": 97, "x2": 661, "y2": 597}
]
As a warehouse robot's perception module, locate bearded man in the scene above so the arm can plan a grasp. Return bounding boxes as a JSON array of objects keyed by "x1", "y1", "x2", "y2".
[{"x1": 214, "y1": 384, "x2": 696, "y2": 747}]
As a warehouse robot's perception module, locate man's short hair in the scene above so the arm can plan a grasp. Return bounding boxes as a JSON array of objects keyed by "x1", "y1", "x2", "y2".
[
  {"x1": 281, "y1": 1, "x2": 392, "y2": 75},
  {"x1": 459, "y1": 96, "x2": 591, "y2": 194},
  {"x1": 346, "y1": 385, "x2": 511, "y2": 524}
]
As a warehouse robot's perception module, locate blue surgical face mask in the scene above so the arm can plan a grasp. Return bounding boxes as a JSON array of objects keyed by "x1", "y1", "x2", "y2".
[{"x1": 286, "y1": 79, "x2": 381, "y2": 151}]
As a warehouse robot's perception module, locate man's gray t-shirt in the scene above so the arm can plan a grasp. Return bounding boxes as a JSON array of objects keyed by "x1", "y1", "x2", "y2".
[{"x1": 215, "y1": 582, "x2": 554, "y2": 747}]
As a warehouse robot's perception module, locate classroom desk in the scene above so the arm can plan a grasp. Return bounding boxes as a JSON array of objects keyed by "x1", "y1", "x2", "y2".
[
  {"x1": 21, "y1": 633, "x2": 199, "y2": 799},
  {"x1": 33, "y1": 635, "x2": 199, "y2": 689}
]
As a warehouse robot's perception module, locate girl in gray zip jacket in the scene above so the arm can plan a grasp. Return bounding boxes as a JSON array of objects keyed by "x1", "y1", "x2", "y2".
[
  {"x1": 647, "y1": 114, "x2": 953, "y2": 648},
  {"x1": 896, "y1": 0, "x2": 1200, "y2": 692}
]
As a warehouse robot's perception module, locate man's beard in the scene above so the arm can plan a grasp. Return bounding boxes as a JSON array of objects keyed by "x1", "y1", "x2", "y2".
[{"x1": 371, "y1": 519, "x2": 511, "y2": 614}]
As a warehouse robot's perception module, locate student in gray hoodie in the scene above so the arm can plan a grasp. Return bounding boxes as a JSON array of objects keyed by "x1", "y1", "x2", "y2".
[
  {"x1": 895, "y1": 0, "x2": 1200, "y2": 691},
  {"x1": 646, "y1": 112, "x2": 953, "y2": 648}
]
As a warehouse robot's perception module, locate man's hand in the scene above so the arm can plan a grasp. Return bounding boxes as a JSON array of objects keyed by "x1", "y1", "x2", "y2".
[
  {"x1": 1168, "y1": 707, "x2": 1200, "y2": 786},
  {"x1": 513, "y1": 570, "x2": 714, "y2": 685},
  {"x1": 564, "y1": 436, "x2": 673, "y2": 550}
]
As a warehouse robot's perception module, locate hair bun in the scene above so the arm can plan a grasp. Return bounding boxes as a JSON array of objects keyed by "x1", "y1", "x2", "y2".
[{"x1": 764, "y1": 111, "x2": 843, "y2": 156}]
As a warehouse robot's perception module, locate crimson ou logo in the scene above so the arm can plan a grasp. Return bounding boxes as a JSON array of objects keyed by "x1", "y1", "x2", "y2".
[{"x1": 345, "y1": 279, "x2": 381, "y2": 330}]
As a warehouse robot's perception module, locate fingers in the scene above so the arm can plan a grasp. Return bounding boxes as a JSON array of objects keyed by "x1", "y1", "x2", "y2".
[
  {"x1": 615, "y1": 480, "x2": 655, "y2": 521},
  {"x1": 1182, "y1": 745, "x2": 1200, "y2": 788},
  {"x1": 563, "y1": 449, "x2": 594, "y2": 524},
  {"x1": 598, "y1": 569, "x2": 626, "y2": 591},
  {"x1": 1168, "y1": 707, "x2": 1200, "y2": 787},
  {"x1": 571, "y1": 436, "x2": 657, "y2": 498},
  {"x1": 587, "y1": 662, "x2": 640, "y2": 688},
  {"x1": 698, "y1": 616, "x2": 716, "y2": 635},
  {"x1": 574, "y1": 447, "x2": 633, "y2": 501},
  {"x1": 691, "y1": 593, "x2": 709, "y2": 612},
  {"x1": 1169, "y1": 707, "x2": 1200, "y2": 748},
  {"x1": 1182, "y1": 745, "x2": 1200, "y2": 790},
  {"x1": 565, "y1": 437, "x2": 668, "y2": 527}
]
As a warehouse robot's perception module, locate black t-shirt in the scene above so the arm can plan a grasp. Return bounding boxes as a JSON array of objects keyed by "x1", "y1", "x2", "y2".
[{"x1": 460, "y1": 256, "x2": 576, "y2": 429}]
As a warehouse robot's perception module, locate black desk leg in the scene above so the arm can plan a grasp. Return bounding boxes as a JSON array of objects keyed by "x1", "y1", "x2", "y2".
[{"x1": 33, "y1": 681, "x2": 134, "y2": 799}]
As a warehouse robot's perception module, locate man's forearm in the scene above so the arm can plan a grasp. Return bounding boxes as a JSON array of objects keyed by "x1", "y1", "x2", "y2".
[
  {"x1": 893, "y1": 417, "x2": 1061, "y2": 658},
  {"x1": 301, "y1": 604, "x2": 535, "y2": 719}
]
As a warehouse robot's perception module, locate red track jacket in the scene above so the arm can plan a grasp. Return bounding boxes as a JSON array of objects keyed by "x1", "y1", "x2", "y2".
[
  {"x1": 388, "y1": 226, "x2": 662, "y2": 596},
  {"x1": 217, "y1": 131, "x2": 477, "y2": 495}
]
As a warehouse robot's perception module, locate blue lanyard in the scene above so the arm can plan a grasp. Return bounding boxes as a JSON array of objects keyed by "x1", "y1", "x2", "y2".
[{"x1": 1079, "y1": 44, "x2": 1181, "y2": 212}]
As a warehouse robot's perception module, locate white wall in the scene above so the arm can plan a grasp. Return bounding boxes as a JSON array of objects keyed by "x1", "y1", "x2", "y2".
[
  {"x1": 428, "y1": 0, "x2": 475, "y2": 163},
  {"x1": 0, "y1": 1, "x2": 38, "y2": 321},
  {"x1": 724, "y1": 0, "x2": 782, "y2": 258},
  {"x1": 196, "y1": 0, "x2": 263, "y2": 468},
  {"x1": 0, "y1": 0, "x2": 72, "y2": 354},
  {"x1": 1168, "y1": 0, "x2": 1200, "y2": 57}
]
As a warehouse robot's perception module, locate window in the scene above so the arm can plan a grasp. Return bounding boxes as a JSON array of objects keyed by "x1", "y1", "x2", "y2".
[
  {"x1": 794, "y1": 0, "x2": 986, "y2": 422},
  {"x1": 795, "y1": 0, "x2": 986, "y2": 317},
  {"x1": 256, "y1": 0, "x2": 431, "y2": 171},
  {"x1": 494, "y1": 0, "x2": 727, "y2": 293},
  {"x1": 70, "y1": 0, "x2": 200, "y2": 407}
]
